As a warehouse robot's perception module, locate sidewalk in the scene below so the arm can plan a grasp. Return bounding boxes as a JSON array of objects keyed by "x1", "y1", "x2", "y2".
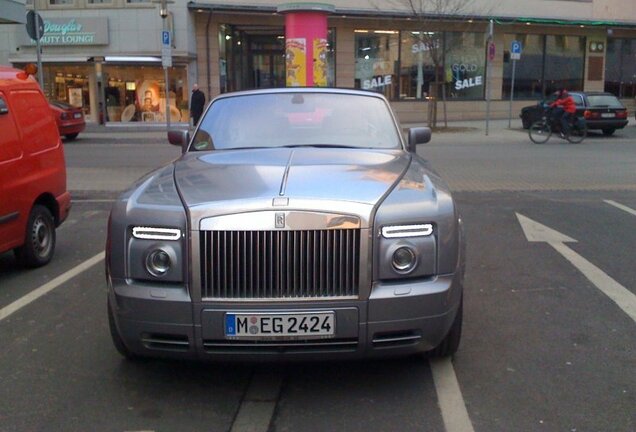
[{"x1": 79, "y1": 118, "x2": 521, "y2": 141}]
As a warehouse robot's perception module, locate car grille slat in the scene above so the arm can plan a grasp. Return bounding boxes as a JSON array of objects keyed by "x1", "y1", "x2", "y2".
[{"x1": 200, "y1": 229, "x2": 360, "y2": 299}]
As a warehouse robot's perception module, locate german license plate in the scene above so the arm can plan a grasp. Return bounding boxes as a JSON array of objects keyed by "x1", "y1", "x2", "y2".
[
  {"x1": 73, "y1": 112, "x2": 82, "y2": 119},
  {"x1": 601, "y1": 113, "x2": 615, "y2": 118},
  {"x1": 225, "y1": 312, "x2": 335, "y2": 339}
]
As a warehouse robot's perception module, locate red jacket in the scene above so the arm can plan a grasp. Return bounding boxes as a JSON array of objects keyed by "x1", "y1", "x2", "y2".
[{"x1": 551, "y1": 96, "x2": 577, "y2": 114}]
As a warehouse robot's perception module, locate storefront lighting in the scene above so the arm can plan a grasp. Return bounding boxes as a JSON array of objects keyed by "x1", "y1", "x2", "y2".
[
  {"x1": 104, "y1": 56, "x2": 162, "y2": 63},
  {"x1": 374, "y1": 30, "x2": 398, "y2": 34},
  {"x1": 364, "y1": 55, "x2": 370, "y2": 60},
  {"x1": 354, "y1": 30, "x2": 369, "y2": 33},
  {"x1": 225, "y1": 35, "x2": 231, "y2": 40}
]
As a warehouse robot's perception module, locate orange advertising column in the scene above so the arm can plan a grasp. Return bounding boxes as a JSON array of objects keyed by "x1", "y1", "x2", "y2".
[{"x1": 277, "y1": 3, "x2": 334, "y2": 87}]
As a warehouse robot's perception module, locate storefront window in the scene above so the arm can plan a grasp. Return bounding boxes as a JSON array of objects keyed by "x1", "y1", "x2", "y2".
[
  {"x1": 444, "y1": 32, "x2": 485, "y2": 100},
  {"x1": 605, "y1": 39, "x2": 636, "y2": 98},
  {"x1": 502, "y1": 34, "x2": 545, "y2": 99},
  {"x1": 544, "y1": 35, "x2": 584, "y2": 95},
  {"x1": 399, "y1": 31, "x2": 439, "y2": 100},
  {"x1": 41, "y1": 64, "x2": 93, "y2": 121},
  {"x1": 103, "y1": 65, "x2": 188, "y2": 123},
  {"x1": 354, "y1": 30, "x2": 399, "y2": 100}
]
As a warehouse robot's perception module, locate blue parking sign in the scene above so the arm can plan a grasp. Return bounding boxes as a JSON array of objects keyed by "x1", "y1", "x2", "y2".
[
  {"x1": 511, "y1": 40, "x2": 522, "y2": 54},
  {"x1": 162, "y1": 30, "x2": 170, "y2": 46}
]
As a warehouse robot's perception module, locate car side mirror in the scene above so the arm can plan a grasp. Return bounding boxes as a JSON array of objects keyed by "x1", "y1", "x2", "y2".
[
  {"x1": 167, "y1": 129, "x2": 189, "y2": 153},
  {"x1": 407, "y1": 127, "x2": 432, "y2": 152}
]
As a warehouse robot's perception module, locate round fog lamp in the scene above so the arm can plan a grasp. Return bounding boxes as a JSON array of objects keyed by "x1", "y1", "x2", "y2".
[
  {"x1": 146, "y1": 249, "x2": 171, "y2": 277},
  {"x1": 392, "y1": 247, "x2": 417, "y2": 273}
]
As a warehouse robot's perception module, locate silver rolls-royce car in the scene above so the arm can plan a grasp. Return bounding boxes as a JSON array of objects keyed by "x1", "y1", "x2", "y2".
[{"x1": 106, "y1": 88, "x2": 465, "y2": 361}]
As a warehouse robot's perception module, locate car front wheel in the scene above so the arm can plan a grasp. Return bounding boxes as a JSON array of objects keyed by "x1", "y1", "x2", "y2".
[{"x1": 14, "y1": 205, "x2": 56, "y2": 268}]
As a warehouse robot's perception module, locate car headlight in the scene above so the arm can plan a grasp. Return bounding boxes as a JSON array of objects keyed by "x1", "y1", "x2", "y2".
[
  {"x1": 145, "y1": 248, "x2": 172, "y2": 277},
  {"x1": 391, "y1": 246, "x2": 417, "y2": 273},
  {"x1": 381, "y1": 224, "x2": 433, "y2": 238},
  {"x1": 128, "y1": 226, "x2": 183, "y2": 283},
  {"x1": 377, "y1": 223, "x2": 436, "y2": 280}
]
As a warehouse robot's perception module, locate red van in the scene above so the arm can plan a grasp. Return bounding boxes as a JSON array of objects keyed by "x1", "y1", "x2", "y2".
[{"x1": 0, "y1": 65, "x2": 71, "y2": 267}]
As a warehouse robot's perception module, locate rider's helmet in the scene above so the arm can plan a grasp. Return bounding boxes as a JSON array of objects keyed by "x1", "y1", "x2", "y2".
[{"x1": 559, "y1": 89, "x2": 569, "y2": 98}]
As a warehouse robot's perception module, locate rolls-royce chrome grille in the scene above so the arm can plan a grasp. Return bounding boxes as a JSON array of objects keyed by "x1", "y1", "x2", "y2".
[{"x1": 200, "y1": 229, "x2": 360, "y2": 299}]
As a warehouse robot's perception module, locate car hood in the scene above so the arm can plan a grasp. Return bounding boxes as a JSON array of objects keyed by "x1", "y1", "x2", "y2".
[{"x1": 173, "y1": 147, "x2": 410, "y2": 209}]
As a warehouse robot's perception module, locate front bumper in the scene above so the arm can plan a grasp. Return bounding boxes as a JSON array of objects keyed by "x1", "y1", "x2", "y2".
[{"x1": 108, "y1": 272, "x2": 463, "y2": 361}]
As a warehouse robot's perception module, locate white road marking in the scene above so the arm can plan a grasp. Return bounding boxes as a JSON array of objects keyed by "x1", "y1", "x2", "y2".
[
  {"x1": 72, "y1": 199, "x2": 115, "y2": 203},
  {"x1": 517, "y1": 213, "x2": 636, "y2": 322},
  {"x1": 0, "y1": 252, "x2": 105, "y2": 322},
  {"x1": 604, "y1": 200, "x2": 636, "y2": 217},
  {"x1": 230, "y1": 372, "x2": 283, "y2": 432},
  {"x1": 430, "y1": 358, "x2": 475, "y2": 432}
]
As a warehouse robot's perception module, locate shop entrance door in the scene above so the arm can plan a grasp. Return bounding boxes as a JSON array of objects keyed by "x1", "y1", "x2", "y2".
[
  {"x1": 246, "y1": 33, "x2": 285, "y2": 89},
  {"x1": 250, "y1": 50, "x2": 285, "y2": 89},
  {"x1": 222, "y1": 26, "x2": 285, "y2": 92}
]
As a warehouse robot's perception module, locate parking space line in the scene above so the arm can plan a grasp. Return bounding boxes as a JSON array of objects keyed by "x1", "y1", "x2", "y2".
[
  {"x1": 604, "y1": 200, "x2": 636, "y2": 217},
  {"x1": 430, "y1": 358, "x2": 475, "y2": 432},
  {"x1": 0, "y1": 252, "x2": 105, "y2": 322}
]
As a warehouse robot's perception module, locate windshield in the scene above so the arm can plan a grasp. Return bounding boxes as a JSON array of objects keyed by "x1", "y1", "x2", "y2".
[
  {"x1": 190, "y1": 92, "x2": 402, "y2": 151},
  {"x1": 587, "y1": 95, "x2": 624, "y2": 108}
]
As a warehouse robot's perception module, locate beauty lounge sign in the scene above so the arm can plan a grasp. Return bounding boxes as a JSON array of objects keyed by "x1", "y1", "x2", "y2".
[{"x1": 21, "y1": 17, "x2": 109, "y2": 46}]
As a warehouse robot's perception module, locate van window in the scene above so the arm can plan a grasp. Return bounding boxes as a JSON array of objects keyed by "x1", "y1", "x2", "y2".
[
  {"x1": 0, "y1": 93, "x2": 23, "y2": 163},
  {"x1": 9, "y1": 89, "x2": 58, "y2": 153}
]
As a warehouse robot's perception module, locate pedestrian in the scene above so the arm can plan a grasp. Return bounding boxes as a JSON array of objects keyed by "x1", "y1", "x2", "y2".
[{"x1": 190, "y1": 83, "x2": 205, "y2": 126}]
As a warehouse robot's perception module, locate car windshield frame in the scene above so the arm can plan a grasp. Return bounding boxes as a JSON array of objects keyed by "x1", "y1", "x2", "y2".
[{"x1": 189, "y1": 91, "x2": 404, "y2": 152}]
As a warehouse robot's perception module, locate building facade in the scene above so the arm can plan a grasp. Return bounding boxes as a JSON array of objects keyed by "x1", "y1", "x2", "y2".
[
  {"x1": 0, "y1": 0, "x2": 197, "y2": 124},
  {"x1": 1, "y1": 0, "x2": 635, "y2": 123}
]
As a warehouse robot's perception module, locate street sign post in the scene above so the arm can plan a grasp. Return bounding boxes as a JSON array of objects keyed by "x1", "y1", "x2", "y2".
[
  {"x1": 508, "y1": 41, "x2": 522, "y2": 128},
  {"x1": 485, "y1": 20, "x2": 494, "y2": 136},
  {"x1": 26, "y1": 9, "x2": 45, "y2": 88},
  {"x1": 161, "y1": 28, "x2": 171, "y2": 128}
]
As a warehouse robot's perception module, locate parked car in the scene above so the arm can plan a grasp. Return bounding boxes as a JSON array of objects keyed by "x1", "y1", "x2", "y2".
[
  {"x1": 520, "y1": 91, "x2": 629, "y2": 135},
  {"x1": 0, "y1": 65, "x2": 71, "y2": 267},
  {"x1": 106, "y1": 88, "x2": 465, "y2": 361},
  {"x1": 49, "y1": 100, "x2": 85, "y2": 140}
]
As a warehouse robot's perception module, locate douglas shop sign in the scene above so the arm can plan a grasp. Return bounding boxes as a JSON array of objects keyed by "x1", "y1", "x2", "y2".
[{"x1": 21, "y1": 17, "x2": 109, "y2": 46}]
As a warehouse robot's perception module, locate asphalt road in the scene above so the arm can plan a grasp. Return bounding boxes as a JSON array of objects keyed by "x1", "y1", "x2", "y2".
[{"x1": 1, "y1": 121, "x2": 634, "y2": 431}]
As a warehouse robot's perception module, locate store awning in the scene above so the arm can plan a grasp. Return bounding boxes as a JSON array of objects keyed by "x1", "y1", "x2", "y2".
[
  {"x1": 187, "y1": 2, "x2": 636, "y2": 28},
  {"x1": 0, "y1": 0, "x2": 26, "y2": 24}
]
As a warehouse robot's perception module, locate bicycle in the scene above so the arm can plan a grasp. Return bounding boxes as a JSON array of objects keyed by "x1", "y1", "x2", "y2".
[{"x1": 528, "y1": 107, "x2": 587, "y2": 144}]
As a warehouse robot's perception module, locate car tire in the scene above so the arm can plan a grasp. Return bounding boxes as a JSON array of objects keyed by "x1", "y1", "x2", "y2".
[
  {"x1": 65, "y1": 133, "x2": 79, "y2": 140},
  {"x1": 108, "y1": 300, "x2": 141, "y2": 360},
  {"x1": 602, "y1": 128, "x2": 615, "y2": 136},
  {"x1": 428, "y1": 296, "x2": 463, "y2": 358},
  {"x1": 14, "y1": 205, "x2": 56, "y2": 268}
]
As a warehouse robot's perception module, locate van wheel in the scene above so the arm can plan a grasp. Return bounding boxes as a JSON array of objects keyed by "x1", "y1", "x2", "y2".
[
  {"x1": 14, "y1": 205, "x2": 56, "y2": 268},
  {"x1": 65, "y1": 133, "x2": 79, "y2": 140}
]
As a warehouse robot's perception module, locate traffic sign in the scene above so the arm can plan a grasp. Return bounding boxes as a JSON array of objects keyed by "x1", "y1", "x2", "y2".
[
  {"x1": 488, "y1": 42, "x2": 496, "y2": 61},
  {"x1": 161, "y1": 31, "x2": 172, "y2": 67},
  {"x1": 511, "y1": 40, "x2": 522, "y2": 60},
  {"x1": 26, "y1": 11, "x2": 44, "y2": 41}
]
